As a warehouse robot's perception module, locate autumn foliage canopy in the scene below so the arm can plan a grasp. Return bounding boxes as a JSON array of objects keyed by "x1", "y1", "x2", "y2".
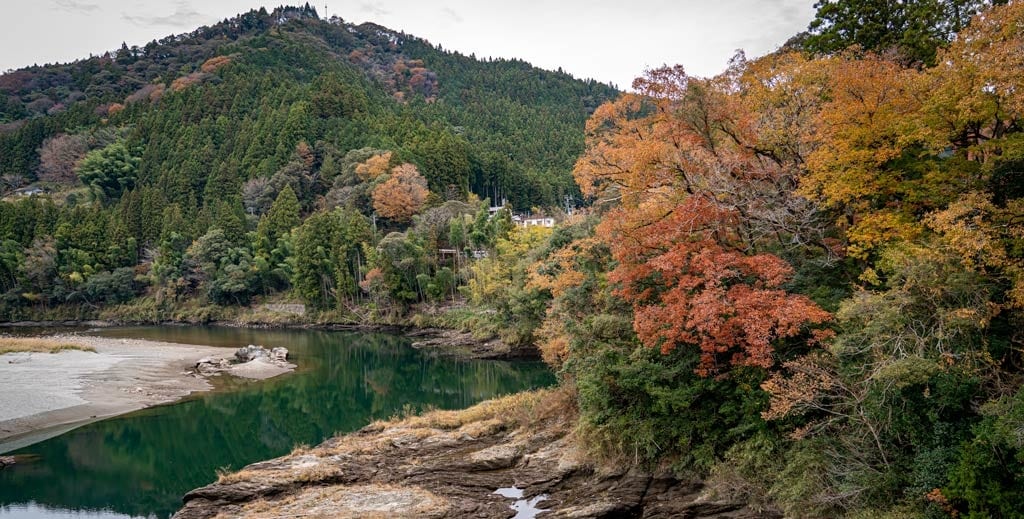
[
  {"x1": 575, "y1": 65, "x2": 832, "y2": 377},
  {"x1": 372, "y1": 163, "x2": 429, "y2": 222},
  {"x1": 562, "y1": 3, "x2": 1024, "y2": 513}
]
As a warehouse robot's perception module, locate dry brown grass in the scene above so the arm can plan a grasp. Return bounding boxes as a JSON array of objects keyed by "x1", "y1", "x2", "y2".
[
  {"x1": 315, "y1": 387, "x2": 577, "y2": 457},
  {"x1": 216, "y1": 466, "x2": 261, "y2": 484},
  {"x1": 373, "y1": 388, "x2": 568, "y2": 431},
  {"x1": 214, "y1": 388, "x2": 579, "y2": 487},
  {"x1": 293, "y1": 460, "x2": 342, "y2": 483},
  {"x1": 215, "y1": 484, "x2": 450, "y2": 519},
  {"x1": 0, "y1": 337, "x2": 95, "y2": 355},
  {"x1": 217, "y1": 454, "x2": 340, "y2": 486}
]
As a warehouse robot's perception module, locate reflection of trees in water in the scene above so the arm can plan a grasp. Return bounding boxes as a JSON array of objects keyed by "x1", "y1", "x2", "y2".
[{"x1": 0, "y1": 328, "x2": 553, "y2": 518}]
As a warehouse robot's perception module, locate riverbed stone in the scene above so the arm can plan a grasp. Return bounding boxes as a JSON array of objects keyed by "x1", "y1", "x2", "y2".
[
  {"x1": 467, "y1": 443, "x2": 522, "y2": 470},
  {"x1": 191, "y1": 346, "x2": 293, "y2": 379},
  {"x1": 193, "y1": 357, "x2": 231, "y2": 376},
  {"x1": 234, "y1": 345, "x2": 268, "y2": 362},
  {"x1": 269, "y1": 347, "x2": 288, "y2": 362}
]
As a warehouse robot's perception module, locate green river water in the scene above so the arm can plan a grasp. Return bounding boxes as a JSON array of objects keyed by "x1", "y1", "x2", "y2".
[{"x1": 0, "y1": 326, "x2": 555, "y2": 518}]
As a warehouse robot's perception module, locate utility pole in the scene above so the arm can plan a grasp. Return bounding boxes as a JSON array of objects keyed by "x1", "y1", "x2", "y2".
[{"x1": 563, "y1": 194, "x2": 574, "y2": 216}]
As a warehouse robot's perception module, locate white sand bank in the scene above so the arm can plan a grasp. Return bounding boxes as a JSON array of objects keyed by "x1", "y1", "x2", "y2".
[{"x1": 0, "y1": 335, "x2": 294, "y2": 452}]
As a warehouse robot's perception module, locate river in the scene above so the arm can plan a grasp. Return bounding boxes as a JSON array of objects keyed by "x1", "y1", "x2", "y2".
[{"x1": 0, "y1": 326, "x2": 554, "y2": 518}]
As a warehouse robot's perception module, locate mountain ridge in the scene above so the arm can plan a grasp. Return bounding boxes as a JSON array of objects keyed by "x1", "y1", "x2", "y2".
[{"x1": 0, "y1": 4, "x2": 618, "y2": 209}]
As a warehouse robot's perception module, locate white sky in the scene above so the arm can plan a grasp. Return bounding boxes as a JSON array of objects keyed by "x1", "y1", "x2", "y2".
[{"x1": 2, "y1": 0, "x2": 817, "y2": 89}]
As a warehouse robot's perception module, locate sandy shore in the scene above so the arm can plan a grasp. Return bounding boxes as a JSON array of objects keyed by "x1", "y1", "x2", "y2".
[{"x1": 0, "y1": 335, "x2": 294, "y2": 452}]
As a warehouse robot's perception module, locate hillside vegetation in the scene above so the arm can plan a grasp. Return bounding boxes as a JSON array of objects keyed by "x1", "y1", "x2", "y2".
[
  {"x1": 0, "y1": 5, "x2": 615, "y2": 323},
  {"x1": 539, "y1": 2, "x2": 1024, "y2": 517}
]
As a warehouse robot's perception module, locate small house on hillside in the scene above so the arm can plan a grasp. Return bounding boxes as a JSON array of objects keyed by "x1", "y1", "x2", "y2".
[
  {"x1": 488, "y1": 199, "x2": 509, "y2": 217},
  {"x1": 14, "y1": 186, "x2": 45, "y2": 197},
  {"x1": 517, "y1": 216, "x2": 555, "y2": 228}
]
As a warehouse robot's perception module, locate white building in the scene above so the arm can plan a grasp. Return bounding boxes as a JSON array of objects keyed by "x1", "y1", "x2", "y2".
[
  {"x1": 517, "y1": 217, "x2": 555, "y2": 228},
  {"x1": 14, "y1": 186, "x2": 45, "y2": 197},
  {"x1": 488, "y1": 199, "x2": 509, "y2": 217}
]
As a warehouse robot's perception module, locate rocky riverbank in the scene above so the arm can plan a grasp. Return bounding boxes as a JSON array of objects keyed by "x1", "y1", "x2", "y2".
[
  {"x1": 1, "y1": 319, "x2": 536, "y2": 360},
  {"x1": 174, "y1": 389, "x2": 773, "y2": 519},
  {"x1": 407, "y1": 327, "x2": 537, "y2": 360}
]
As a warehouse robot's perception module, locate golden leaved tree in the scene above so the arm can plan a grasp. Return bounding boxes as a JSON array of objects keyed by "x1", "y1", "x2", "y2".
[{"x1": 372, "y1": 163, "x2": 429, "y2": 222}]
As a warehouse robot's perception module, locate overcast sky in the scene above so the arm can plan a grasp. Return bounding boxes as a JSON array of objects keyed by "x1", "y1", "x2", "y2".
[{"x1": 2, "y1": 0, "x2": 816, "y2": 89}]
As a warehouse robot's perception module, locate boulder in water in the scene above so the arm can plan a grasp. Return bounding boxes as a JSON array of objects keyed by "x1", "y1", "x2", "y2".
[
  {"x1": 190, "y1": 345, "x2": 294, "y2": 380},
  {"x1": 235, "y1": 345, "x2": 269, "y2": 362},
  {"x1": 235, "y1": 345, "x2": 288, "y2": 363},
  {"x1": 270, "y1": 347, "x2": 288, "y2": 362},
  {"x1": 194, "y1": 357, "x2": 231, "y2": 376}
]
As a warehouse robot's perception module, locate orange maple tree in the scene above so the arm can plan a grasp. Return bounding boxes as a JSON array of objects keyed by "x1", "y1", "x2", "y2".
[
  {"x1": 355, "y1": 151, "x2": 392, "y2": 180},
  {"x1": 372, "y1": 163, "x2": 429, "y2": 222},
  {"x1": 576, "y1": 65, "x2": 832, "y2": 377}
]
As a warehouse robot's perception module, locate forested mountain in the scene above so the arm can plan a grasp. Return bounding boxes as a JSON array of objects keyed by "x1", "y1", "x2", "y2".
[
  {"x1": 0, "y1": 4, "x2": 615, "y2": 320},
  {"x1": 0, "y1": 4, "x2": 615, "y2": 206}
]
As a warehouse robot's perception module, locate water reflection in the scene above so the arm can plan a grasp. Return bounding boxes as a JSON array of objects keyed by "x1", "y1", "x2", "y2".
[{"x1": 0, "y1": 327, "x2": 554, "y2": 518}]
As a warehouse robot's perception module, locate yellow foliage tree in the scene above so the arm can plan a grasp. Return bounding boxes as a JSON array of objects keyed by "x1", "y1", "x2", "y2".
[
  {"x1": 463, "y1": 226, "x2": 552, "y2": 306},
  {"x1": 526, "y1": 236, "x2": 606, "y2": 367},
  {"x1": 355, "y1": 152, "x2": 393, "y2": 181}
]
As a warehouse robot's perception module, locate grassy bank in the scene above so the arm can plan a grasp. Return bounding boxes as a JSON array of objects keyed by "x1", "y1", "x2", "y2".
[{"x1": 0, "y1": 337, "x2": 95, "y2": 354}]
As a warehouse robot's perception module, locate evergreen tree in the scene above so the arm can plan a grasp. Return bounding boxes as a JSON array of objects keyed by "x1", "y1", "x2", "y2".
[
  {"x1": 800, "y1": 0, "x2": 998, "y2": 65},
  {"x1": 256, "y1": 185, "x2": 301, "y2": 252}
]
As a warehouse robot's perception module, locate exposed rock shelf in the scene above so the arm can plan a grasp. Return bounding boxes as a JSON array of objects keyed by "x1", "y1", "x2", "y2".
[
  {"x1": 192, "y1": 345, "x2": 295, "y2": 380},
  {"x1": 174, "y1": 389, "x2": 773, "y2": 519},
  {"x1": 407, "y1": 327, "x2": 539, "y2": 360}
]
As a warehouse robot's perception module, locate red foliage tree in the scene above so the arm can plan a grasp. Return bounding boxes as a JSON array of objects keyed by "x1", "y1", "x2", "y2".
[
  {"x1": 603, "y1": 196, "x2": 831, "y2": 376},
  {"x1": 577, "y1": 65, "x2": 832, "y2": 377}
]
